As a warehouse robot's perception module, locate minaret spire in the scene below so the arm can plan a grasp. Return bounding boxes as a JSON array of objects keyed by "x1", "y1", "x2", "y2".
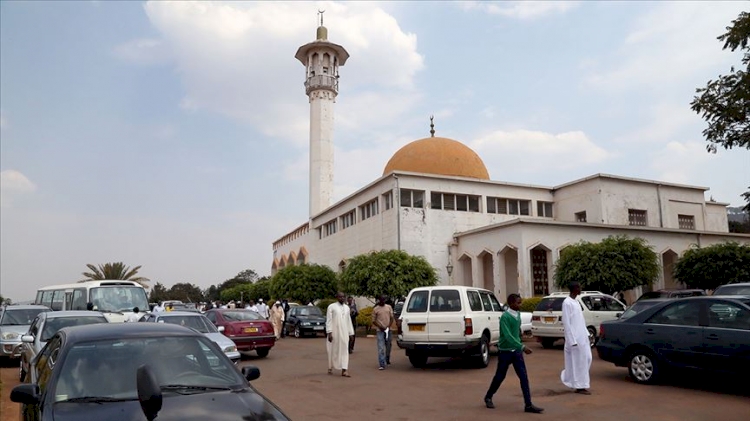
[{"x1": 430, "y1": 115, "x2": 435, "y2": 137}]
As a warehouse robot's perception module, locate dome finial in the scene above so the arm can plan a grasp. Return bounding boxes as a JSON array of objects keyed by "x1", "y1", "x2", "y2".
[
  {"x1": 316, "y1": 10, "x2": 327, "y2": 40},
  {"x1": 429, "y1": 115, "x2": 435, "y2": 137},
  {"x1": 318, "y1": 9, "x2": 325, "y2": 26}
]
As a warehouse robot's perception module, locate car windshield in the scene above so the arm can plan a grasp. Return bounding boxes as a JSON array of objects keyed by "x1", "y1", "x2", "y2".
[
  {"x1": 222, "y1": 311, "x2": 263, "y2": 321},
  {"x1": 619, "y1": 300, "x2": 664, "y2": 320},
  {"x1": 297, "y1": 307, "x2": 323, "y2": 316},
  {"x1": 41, "y1": 316, "x2": 108, "y2": 342},
  {"x1": 714, "y1": 285, "x2": 750, "y2": 296},
  {"x1": 53, "y1": 336, "x2": 245, "y2": 402},
  {"x1": 159, "y1": 315, "x2": 217, "y2": 333},
  {"x1": 1, "y1": 309, "x2": 48, "y2": 326},
  {"x1": 535, "y1": 297, "x2": 565, "y2": 312},
  {"x1": 639, "y1": 291, "x2": 668, "y2": 300},
  {"x1": 89, "y1": 287, "x2": 149, "y2": 313}
]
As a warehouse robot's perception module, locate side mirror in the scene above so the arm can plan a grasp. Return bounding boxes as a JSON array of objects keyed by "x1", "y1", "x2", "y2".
[
  {"x1": 217, "y1": 326, "x2": 225, "y2": 333},
  {"x1": 136, "y1": 364, "x2": 163, "y2": 421},
  {"x1": 242, "y1": 366, "x2": 260, "y2": 382},
  {"x1": 21, "y1": 335, "x2": 34, "y2": 343},
  {"x1": 10, "y1": 384, "x2": 40, "y2": 405}
]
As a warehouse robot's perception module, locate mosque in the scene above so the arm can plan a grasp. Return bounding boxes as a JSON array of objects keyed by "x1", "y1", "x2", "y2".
[{"x1": 271, "y1": 21, "x2": 750, "y2": 302}]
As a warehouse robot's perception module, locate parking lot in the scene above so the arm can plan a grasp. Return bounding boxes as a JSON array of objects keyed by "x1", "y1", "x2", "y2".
[{"x1": 2, "y1": 336, "x2": 749, "y2": 421}]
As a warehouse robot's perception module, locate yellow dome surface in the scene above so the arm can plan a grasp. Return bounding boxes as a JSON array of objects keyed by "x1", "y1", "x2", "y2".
[{"x1": 383, "y1": 137, "x2": 490, "y2": 180}]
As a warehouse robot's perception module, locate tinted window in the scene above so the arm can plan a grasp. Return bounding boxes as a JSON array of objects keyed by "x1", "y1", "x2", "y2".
[
  {"x1": 707, "y1": 301, "x2": 750, "y2": 330},
  {"x1": 639, "y1": 291, "x2": 669, "y2": 300},
  {"x1": 582, "y1": 296, "x2": 607, "y2": 311},
  {"x1": 489, "y1": 294, "x2": 503, "y2": 311},
  {"x1": 430, "y1": 290, "x2": 461, "y2": 312},
  {"x1": 204, "y1": 312, "x2": 217, "y2": 323},
  {"x1": 222, "y1": 311, "x2": 263, "y2": 321},
  {"x1": 51, "y1": 290, "x2": 65, "y2": 311},
  {"x1": 406, "y1": 291, "x2": 429, "y2": 313},
  {"x1": 72, "y1": 289, "x2": 87, "y2": 310},
  {"x1": 648, "y1": 301, "x2": 702, "y2": 326},
  {"x1": 479, "y1": 292, "x2": 493, "y2": 311},
  {"x1": 619, "y1": 300, "x2": 664, "y2": 320},
  {"x1": 535, "y1": 297, "x2": 565, "y2": 312},
  {"x1": 467, "y1": 291, "x2": 483, "y2": 312},
  {"x1": 160, "y1": 315, "x2": 211, "y2": 333},
  {"x1": 41, "y1": 316, "x2": 108, "y2": 342},
  {"x1": 602, "y1": 296, "x2": 625, "y2": 312},
  {"x1": 1, "y1": 309, "x2": 48, "y2": 325},
  {"x1": 714, "y1": 284, "x2": 750, "y2": 296}
]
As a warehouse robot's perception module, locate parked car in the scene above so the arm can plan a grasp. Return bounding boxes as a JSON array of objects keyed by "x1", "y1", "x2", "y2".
[
  {"x1": 597, "y1": 295, "x2": 750, "y2": 384},
  {"x1": 617, "y1": 298, "x2": 673, "y2": 321},
  {"x1": 637, "y1": 289, "x2": 706, "y2": 301},
  {"x1": 10, "y1": 323, "x2": 291, "y2": 420},
  {"x1": 141, "y1": 311, "x2": 241, "y2": 363},
  {"x1": 531, "y1": 291, "x2": 627, "y2": 349},
  {"x1": 397, "y1": 286, "x2": 519, "y2": 368},
  {"x1": 283, "y1": 306, "x2": 326, "y2": 337},
  {"x1": 19, "y1": 311, "x2": 109, "y2": 382},
  {"x1": 0, "y1": 305, "x2": 51, "y2": 362},
  {"x1": 204, "y1": 309, "x2": 275, "y2": 358},
  {"x1": 713, "y1": 282, "x2": 750, "y2": 296}
]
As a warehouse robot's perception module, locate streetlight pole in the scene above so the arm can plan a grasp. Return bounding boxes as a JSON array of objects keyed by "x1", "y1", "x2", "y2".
[{"x1": 446, "y1": 263, "x2": 454, "y2": 286}]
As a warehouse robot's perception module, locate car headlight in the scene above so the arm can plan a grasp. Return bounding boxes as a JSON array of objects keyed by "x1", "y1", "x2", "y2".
[
  {"x1": 301, "y1": 322, "x2": 310, "y2": 326},
  {"x1": 223, "y1": 345, "x2": 237, "y2": 353},
  {"x1": 1, "y1": 332, "x2": 20, "y2": 340}
]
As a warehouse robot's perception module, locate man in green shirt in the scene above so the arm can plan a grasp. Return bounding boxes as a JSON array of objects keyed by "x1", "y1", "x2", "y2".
[{"x1": 484, "y1": 294, "x2": 543, "y2": 414}]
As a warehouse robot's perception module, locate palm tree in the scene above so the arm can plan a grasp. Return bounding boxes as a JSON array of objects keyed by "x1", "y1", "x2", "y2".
[{"x1": 80, "y1": 262, "x2": 151, "y2": 289}]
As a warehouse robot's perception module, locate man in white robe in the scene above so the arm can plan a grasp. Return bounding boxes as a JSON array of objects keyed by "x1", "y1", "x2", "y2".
[
  {"x1": 326, "y1": 292, "x2": 355, "y2": 377},
  {"x1": 561, "y1": 281, "x2": 592, "y2": 394}
]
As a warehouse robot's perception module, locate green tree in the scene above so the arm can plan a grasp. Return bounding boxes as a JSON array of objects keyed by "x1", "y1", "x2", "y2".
[
  {"x1": 269, "y1": 264, "x2": 338, "y2": 305},
  {"x1": 339, "y1": 250, "x2": 438, "y2": 300},
  {"x1": 148, "y1": 282, "x2": 169, "y2": 303},
  {"x1": 234, "y1": 269, "x2": 259, "y2": 283},
  {"x1": 690, "y1": 11, "x2": 750, "y2": 211},
  {"x1": 220, "y1": 283, "x2": 254, "y2": 303},
  {"x1": 167, "y1": 282, "x2": 205, "y2": 303},
  {"x1": 674, "y1": 242, "x2": 750, "y2": 290},
  {"x1": 80, "y1": 262, "x2": 150, "y2": 289},
  {"x1": 253, "y1": 277, "x2": 271, "y2": 301},
  {"x1": 554, "y1": 236, "x2": 660, "y2": 295}
]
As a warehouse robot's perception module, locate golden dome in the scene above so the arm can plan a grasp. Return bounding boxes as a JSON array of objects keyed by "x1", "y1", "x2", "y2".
[{"x1": 383, "y1": 137, "x2": 490, "y2": 180}]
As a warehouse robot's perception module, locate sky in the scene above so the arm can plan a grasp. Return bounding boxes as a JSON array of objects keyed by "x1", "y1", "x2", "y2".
[{"x1": 1, "y1": 1, "x2": 749, "y2": 301}]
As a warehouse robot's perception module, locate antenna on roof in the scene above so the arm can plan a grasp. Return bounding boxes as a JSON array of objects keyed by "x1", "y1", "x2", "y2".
[{"x1": 429, "y1": 115, "x2": 435, "y2": 137}]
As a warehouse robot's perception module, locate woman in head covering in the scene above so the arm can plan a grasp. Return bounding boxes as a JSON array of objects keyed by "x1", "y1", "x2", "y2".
[{"x1": 269, "y1": 301, "x2": 285, "y2": 339}]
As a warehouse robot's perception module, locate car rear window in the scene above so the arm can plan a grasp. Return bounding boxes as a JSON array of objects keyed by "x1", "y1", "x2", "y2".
[
  {"x1": 429, "y1": 290, "x2": 461, "y2": 312},
  {"x1": 714, "y1": 285, "x2": 750, "y2": 295},
  {"x1": 535, "y1": 297, "x2": 565, "y2": 312},
  {"x1": 406, "y1": 291, "x2": 428, "y2": 313},
  {"x1": 639, "y1": 291, "x2": 668, "y2": 300},
  {"x1": 619, "y1": 300, "x2": 663, "y2": 320},
  {"x1": 222, "y1": 311, "x2": 263, "y2": 321}
]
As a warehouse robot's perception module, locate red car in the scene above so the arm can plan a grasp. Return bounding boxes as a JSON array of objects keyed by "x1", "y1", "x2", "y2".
[{"x1": 204, "y1": 309, "x2": 275, "y2": 357}]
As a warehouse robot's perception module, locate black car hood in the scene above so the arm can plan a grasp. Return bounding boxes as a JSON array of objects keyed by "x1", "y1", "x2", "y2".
[
  {"x1": 52, "y1": 389, "x2": 290, "y2": 421},
  {"x1": 296, "y1": 315, "x2": 326, "y2": 323}
]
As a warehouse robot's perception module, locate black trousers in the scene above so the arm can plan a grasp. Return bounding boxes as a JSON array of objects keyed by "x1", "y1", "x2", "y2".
[
  {"x1": 485, "y1": 350, "x2": 532, "y2": 407},
  {"x1": 348, "y1": 318, "x2": 357, "y2": 351}
]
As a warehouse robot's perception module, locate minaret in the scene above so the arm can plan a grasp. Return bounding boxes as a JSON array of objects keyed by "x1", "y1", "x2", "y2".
[{"x1": 295, "y1": 11, "x2": 350, "y2": 217}]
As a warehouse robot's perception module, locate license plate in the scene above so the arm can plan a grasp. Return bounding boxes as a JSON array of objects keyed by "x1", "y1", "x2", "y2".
[
  {"x1": 313, "y1": 326, "x2": 324, "y2": 330},
  {"x1": 409, "y1": 325, "x2": 425, "y2": 332},
  {"x1": 244, "y1": 327, "x2": 258, "y2": 333},
  {"x1": 544, "y1": 317, "x2": 556, "y2": 323}
]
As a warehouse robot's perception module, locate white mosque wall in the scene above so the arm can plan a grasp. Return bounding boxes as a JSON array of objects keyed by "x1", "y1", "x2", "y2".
[
  {"x1": 553, "y1": 177, "x2": 604, "y2": 224},
  {"x1": 705, "y1": 202, "x2": 730, "y2": 232}
]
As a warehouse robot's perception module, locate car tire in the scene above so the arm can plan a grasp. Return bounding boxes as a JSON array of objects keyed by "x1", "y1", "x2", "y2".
[
  {"x1": 628, "y1": 349, "x2": 659, "y2": 384},
  {"x1": 294, "y1": 325, "x2": 301, "y2": 338},
  {"x1": 587, "y1": 327, "x2": 597, "y2": 348},
  {"x1": 408, "y1": 353, "x2": 428, "y2": 368},
  {"x1": 541, "y1": 338, "x2": 556, "y2": 349},
  {"x1": 256, "y1": 348, "x2": 270, "y2": 358},
  {"x1": 475, "y1": 334, "x2": 490, "y2": 368}
]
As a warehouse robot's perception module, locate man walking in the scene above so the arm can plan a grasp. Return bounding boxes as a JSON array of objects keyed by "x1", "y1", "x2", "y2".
[
  {"x1": 347, "y1": 296, "x2": 358, "y2": 354},
  {"x1": 256, "y1": 299, "x2": 269, "y2": 319},
  {"x1": 484, "y1": 294, "x2": 543, "y2": 414},
  {"x1": 561, "y1": 281, "x2": 592, "y2": 395},
  {"x1": 372, "y1": 295, "x2": 395, "y2": 370},
  {"x1": 326, "y1": 292, "x2": 355, "y2": 377}
]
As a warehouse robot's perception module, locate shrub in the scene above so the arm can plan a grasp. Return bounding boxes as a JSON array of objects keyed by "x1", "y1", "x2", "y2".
[
  {"x1": 316, "y1": 298, "x2": 337, "y2": 314},
  {"x1": 520, "y1": 297, "x2": 543, "y2": 313},
  {"x1": 357, "y1": 306, "x2": 374, "y2": 334}
]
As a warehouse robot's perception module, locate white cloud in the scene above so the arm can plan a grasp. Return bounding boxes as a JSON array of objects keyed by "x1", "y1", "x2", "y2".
[
  {"x1": 136, "y1": 1, "x2": 424, "y2": 146},
  {"x1": 112, "y1": 38, "x2": 171, "y2": 66},
  {"x1": 613, "y1": 102, "x2": 702, "y2": 144},
  {"x1": 583, "y1": 2, "x2": 747, "y2": 93},
  {"x1": 650, "y1": 141, "x2": 716, "y2": 185},
  {"x1": 460, "y1": 1, "x2": 580, "y2": 20},
  {"x1": 0, "y1": 170, "x2": 37, "y2": 207},
  {"x1": 470, "y1": 129, "x2": 611, "y2": 176}
]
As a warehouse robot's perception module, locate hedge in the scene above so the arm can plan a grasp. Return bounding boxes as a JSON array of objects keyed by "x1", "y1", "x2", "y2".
[
  {"x1": 316, "y1": 298, "x2": 337, "y2": 314},
  {"x1": 520, "y1": 297, "x2": 543, "y2": 313}
]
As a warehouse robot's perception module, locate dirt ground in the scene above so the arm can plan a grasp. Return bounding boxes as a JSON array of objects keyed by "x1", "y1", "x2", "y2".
[{"x1": 2, "y1": 337, "x2": 749, "y2": 421}]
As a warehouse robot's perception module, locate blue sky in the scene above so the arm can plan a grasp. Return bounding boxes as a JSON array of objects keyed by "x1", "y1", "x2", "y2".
[{"x1": 2, "y1": 1, "x2": 748, "y2": 301}]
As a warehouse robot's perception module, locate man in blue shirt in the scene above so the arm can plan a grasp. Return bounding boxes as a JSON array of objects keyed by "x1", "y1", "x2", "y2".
[{"x1": 484, "y1": 293, "x2": 543, "y2": 414}]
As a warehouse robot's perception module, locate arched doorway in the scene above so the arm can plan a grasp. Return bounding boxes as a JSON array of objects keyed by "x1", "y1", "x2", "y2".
[
  {"x1": 500, "y1": 247, "x2": 519, "y2": 296},
  {"x1": 662, "y1": 250, "x2": 679, "y2": 289},
  {"x1": 530, "y1": 245, "x2": 551, "y2": 296},
  {"x1": 458, "y1": 254, "x2": 473, "y2": 287},
  {"x1": 478, "y1": 251, "x2": 494, "y2": 292}
]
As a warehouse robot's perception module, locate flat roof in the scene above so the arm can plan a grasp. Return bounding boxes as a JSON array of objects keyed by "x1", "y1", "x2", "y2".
[{"x1": 553, "y1": 173, "x2": 710, "y2": 191}]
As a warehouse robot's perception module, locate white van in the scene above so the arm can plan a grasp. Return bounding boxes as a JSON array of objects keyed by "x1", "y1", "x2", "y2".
[{"x1": 397, "y1": 286, "x2": 506, "y2": 368}]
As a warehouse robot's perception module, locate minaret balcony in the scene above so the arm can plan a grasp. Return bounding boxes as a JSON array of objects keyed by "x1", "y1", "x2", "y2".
[{"x1": 305, "y1": 75, "x2": 339, "y2": 95}]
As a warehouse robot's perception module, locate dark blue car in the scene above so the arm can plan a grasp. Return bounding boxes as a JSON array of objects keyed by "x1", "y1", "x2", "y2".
[
  {"x1": 596, "y1": 296, "x2": 750, "y2": 384},
  {"x1": 10, "y1": 323, "x2": 291, "y2": 421}
]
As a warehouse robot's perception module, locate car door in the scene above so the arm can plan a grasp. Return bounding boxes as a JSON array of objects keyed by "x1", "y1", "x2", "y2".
[
  {"x1": 466, "y1": 290, "x2": 485, "y2": 337},
  {"x1": 642, "y1": 300, "x2": 705, "y2": 369},
  {"x1": 703, "y1": 299, "x2": 750, "y2": 373},
  {"x1": 401, "y1": 290, "x2": 429, "y2": 341},
  {"x1": 582, "y1": 295, "x2": 605, "y2": 328},
  {"x1": 287, "y1": 307, "x2": 299, "y2": 330},
  {"x1": 479, "y1": 291, "x2": 500, "y2": 342},
  {"x1": 602, "y1": 296, "x2": 626, "y2": 321}
]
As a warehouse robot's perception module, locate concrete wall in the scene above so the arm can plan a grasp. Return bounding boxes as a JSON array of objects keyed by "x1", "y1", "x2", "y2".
[
  {"x1": 705, "y1": 203, "x2": 730, "y2": 232},
  {"x1": 554, "y1": 178, "x2": 603, "y2": 223}
]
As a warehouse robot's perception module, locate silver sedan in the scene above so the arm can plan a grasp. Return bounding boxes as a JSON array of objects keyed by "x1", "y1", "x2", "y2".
[{"x1": 141, "y1": 311, "x2": 241, "y2": 362}]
